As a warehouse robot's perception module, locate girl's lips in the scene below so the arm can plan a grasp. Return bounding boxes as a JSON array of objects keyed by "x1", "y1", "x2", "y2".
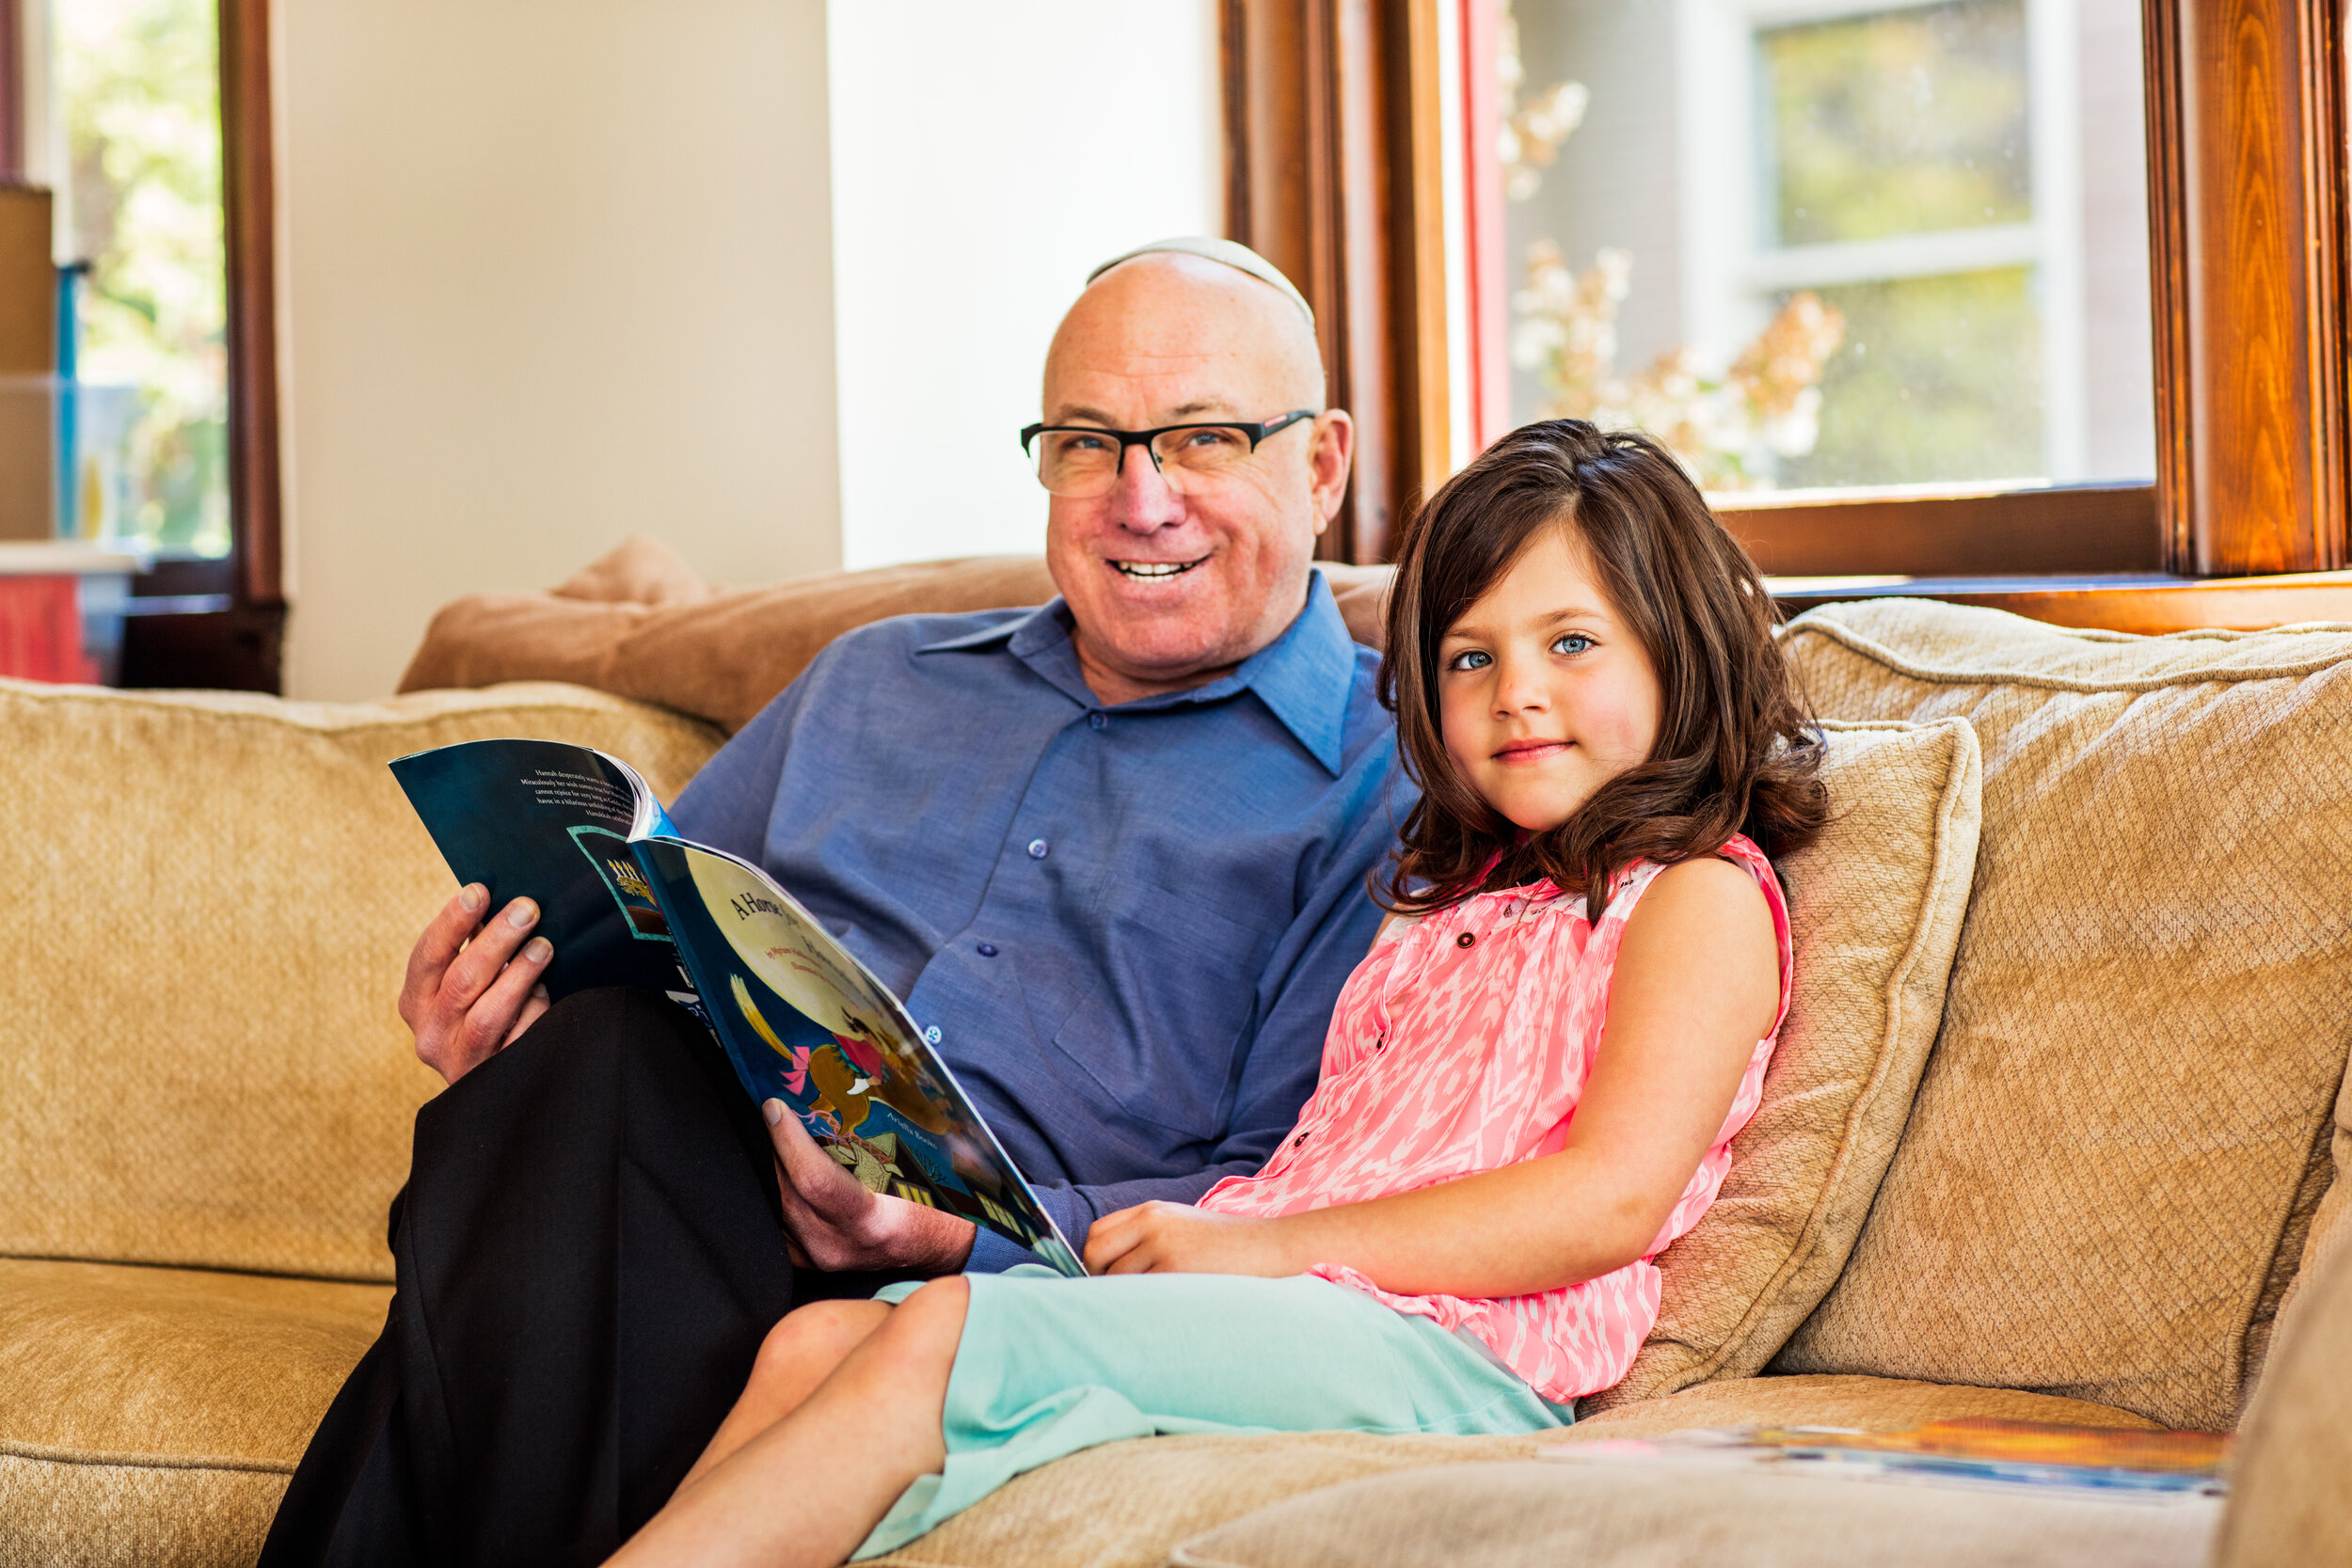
[{"x1": 1493, "y1": 739, "x2": 1570, "y2": 764}]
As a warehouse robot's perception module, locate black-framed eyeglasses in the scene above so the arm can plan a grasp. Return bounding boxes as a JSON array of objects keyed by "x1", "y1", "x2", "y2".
[{"x1": 1018, "y1": 410, "x2": 1317, "y2": 498}]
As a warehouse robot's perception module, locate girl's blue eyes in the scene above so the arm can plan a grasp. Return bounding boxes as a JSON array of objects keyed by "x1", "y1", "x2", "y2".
[{"x1": 1445, "y1": 634, "x2": 1594, "y2": 672}]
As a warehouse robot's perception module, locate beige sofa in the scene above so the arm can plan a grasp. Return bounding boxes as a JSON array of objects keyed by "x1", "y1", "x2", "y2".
[{"x1": 3, "y1": 556, "x2": 2347, "y2": 1568}]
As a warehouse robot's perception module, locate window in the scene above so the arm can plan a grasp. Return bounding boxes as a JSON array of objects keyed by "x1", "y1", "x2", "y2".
[
  {"x1": 1501, "y1": 0, "x2": 2155, "y2": 495},
  {"x1": 56, "y1": 0, "x2": 230, "y2": 557}
]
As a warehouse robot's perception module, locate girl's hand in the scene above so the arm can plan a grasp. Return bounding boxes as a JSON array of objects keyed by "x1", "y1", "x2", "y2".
[{"x1": 1083, "y1": 1202, "x2": 1301, "y2": 1276}]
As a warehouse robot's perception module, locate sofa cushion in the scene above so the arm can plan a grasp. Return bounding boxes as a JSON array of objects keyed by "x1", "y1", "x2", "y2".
[
  {"x1": 394, "y1": 539, "x2": 1399, "y2": 732},
  {"x1": 1777, "y1": 601, "x2": 2352, "y2": 1431},
  {"x1": 861, "y1": 1376, "x2": 2153, "y2": 1568},
  {"x1": 1589, "y1": 719, "x2": 1981, "y2": 1409},
  {"x1": 0, "y1": 678, "x2": 724, "y2": 1281},
  {"x1": 2214, "y1": 1214, "x2": 2352, "y2": 1568},
  {"x1": 1163, "y1": 1462, "x2": 2217, "y2": 1568},
  {"x1": 0, "y1": 1257, "x2": 388, "y2": 1568}
]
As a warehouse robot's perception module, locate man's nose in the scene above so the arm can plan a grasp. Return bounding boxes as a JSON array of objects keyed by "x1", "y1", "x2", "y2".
[{"x1": 1106, "y1": 441, "x2": 1184, "y2": 531}]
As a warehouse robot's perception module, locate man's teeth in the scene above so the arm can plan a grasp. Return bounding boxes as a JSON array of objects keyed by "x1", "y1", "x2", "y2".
[{"x1": 1113, "y1": 560, "x2": 1200, "y2": 580}]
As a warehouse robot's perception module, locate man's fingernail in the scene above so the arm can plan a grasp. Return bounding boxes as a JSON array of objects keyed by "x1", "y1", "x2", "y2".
[
  {"x1": 459, "y1": 885, "x2": 485, "y2": 913},
  {"x1": 524, "y1": 938, "x2": 551, "y2": 963},
  {"x1": 762, "y1": 1099, "x2": 785, "y2": 1127},
  {"x1": 507, "y1": 899, "x2": 538, "y2": 928}
]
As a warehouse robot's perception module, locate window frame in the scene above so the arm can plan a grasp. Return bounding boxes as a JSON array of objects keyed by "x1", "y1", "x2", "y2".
[
  {"x1": 1221, "y1": 0, "x2": 2352, "y2": 617},
  {"x1": 3, "y1": 0, "x2": 282, "y2": 689}
]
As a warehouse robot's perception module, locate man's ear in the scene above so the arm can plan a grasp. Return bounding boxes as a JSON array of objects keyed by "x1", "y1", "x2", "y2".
[{"x1": 1310, "y1": 409, "x2": 1356, "y2": 526}]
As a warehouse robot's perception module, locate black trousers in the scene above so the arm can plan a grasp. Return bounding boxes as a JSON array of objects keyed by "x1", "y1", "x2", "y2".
[{"x1": 260, "y1": 988, "x2": 861, "y2": 1568}]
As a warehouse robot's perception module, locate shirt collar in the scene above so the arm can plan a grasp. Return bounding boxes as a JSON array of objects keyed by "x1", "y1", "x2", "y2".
[{"x1": 917, "y1": 570, "x2": 1359, "y2": 775}]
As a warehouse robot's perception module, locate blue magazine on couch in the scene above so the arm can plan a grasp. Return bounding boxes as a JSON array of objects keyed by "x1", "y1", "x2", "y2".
[{"x1": 390, "y1": 737, "x2": 1085, "y2": 1276}]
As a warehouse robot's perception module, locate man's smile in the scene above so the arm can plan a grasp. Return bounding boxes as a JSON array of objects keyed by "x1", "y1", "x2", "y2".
[{"x1": 1110, "y1": 557, "x2": 1209, "y2": 581}]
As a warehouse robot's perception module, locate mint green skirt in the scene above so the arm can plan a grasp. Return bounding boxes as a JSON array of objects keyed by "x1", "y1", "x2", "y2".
[{"x1": 852, "y1": 1266, "x2": 1572, "y2": 1560}]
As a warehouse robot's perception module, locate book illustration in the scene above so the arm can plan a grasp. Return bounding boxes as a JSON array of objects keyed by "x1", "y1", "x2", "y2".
[
  {"x1": 391, "y1": 736, "x2": 1085, "y2": 1277},
  {"x1": 570, "y1": 826, "x2": 674, "y2": 941},
  {"x1": 640, "y1": 838, "x2": 1083, "y2": 1275},
  {"x1": 1546, "y1": 1418, "x2": 2231, "y2": 1498}
]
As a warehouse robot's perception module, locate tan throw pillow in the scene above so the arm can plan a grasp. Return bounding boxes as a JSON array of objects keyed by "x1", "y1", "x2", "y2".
[
  {"x1": 1586, "y1": 718, "x2": 1983, "y2": 1410},
  {"x1": 395, "y1": 538, "x2": 1400, "y2": 729},
  {"x1": 0, "y1": 679, "x2": 724, "y2": 1283},
  {"x1": 1775, "y1": 600, "x2": 2352, "y2": 1431}
]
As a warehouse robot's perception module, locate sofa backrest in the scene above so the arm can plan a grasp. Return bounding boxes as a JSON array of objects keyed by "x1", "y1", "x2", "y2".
[
  {"x1": 0, "y1": 679, "x2": 723, "y2": 1283},
  {"x1": 1777, "y1": 601, "x2": 2352, "y2": 1430}
]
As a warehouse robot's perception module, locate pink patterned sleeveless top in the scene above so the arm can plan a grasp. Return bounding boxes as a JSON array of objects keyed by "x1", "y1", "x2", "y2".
[{"x1": 1199, "y1": 835, "x2": 1792, "y2": 1404}]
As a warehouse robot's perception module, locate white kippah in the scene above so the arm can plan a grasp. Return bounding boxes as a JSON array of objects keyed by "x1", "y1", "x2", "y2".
[{"x1": 1086, "y1": 236, "x2": 1315, "y2": 328}]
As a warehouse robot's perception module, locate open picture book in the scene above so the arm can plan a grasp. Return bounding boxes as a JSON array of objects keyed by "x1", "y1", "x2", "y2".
[{"x1": 391, "y1": 737, "x2": 1086, "y2": 1276}]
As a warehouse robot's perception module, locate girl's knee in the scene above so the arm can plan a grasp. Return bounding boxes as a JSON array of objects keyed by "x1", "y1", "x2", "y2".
[
  {"x1": 752, "y1": 1299, "x2": 886, "y2": 1388},
  {"x1": 882, "y1": 1275, "x2": 971, "y2": 1358}
]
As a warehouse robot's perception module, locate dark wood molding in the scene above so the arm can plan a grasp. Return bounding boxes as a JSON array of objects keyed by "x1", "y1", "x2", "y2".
[
  {"x1": 1223, "y1": 0, "x2": 1449, "y2": 565},
  {"x1": 218, "y1": 0, "x2": 282, "y2": 616},
  {"x1": 1723, "y1": 483, "x2": 2164, "y2": 577},
  {"x1": 2145, "y1": 0, "x2": 2350, "y2": 574}
]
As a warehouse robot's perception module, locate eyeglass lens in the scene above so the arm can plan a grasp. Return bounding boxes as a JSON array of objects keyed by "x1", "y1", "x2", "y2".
[{"x1": 1034, "y1": 426, "x2": 1258, "y2": 498}]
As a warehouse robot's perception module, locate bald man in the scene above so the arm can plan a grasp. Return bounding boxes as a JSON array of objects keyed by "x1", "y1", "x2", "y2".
[{"x1": 262, "y1": 243, "x2": 1411, "y2": 1566}]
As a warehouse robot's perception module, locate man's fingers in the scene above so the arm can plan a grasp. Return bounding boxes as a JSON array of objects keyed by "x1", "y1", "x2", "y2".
[
  {"x1": 762, "y1": 1102, "x2": 869, "y2": 1219},
  {"x1": 437, "y1": 897, "x2": 543, "y2": 1016},
  {"x1": 500, "y1": 980, "x2": 553, "y2": 1048},
  {"x1": 401, "y1": 884, "x2": 489, "y2": 1023},
  {"x1": 453, "y1": 937, "x2": 552, "y2": 1068}
]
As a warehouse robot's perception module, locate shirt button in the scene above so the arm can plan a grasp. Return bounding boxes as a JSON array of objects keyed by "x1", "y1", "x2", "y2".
[
  {"x1": 1456, "y1": 931, "x2": 1476, "y2": 948},
  {"x1": 977, "y1": 942, "x2": 998, "y2": 958},
  {"x1": 1027, "y1": 838, "x2": 1049, "y2": 860},
  {"x1": 924, "y1": 1025, "x2": 943, "y2": 1046},
  {"x1": 1088, "y1": 712, "x2": 1106, "y2": 731}
]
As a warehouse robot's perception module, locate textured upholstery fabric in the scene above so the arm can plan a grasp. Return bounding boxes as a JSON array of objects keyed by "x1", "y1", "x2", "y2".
[
  {"x1": 861, "y1": 1377, "x2": 2153, "y2": 1568},
  {"x1": 0, "y1": 1257, "x2": 389, "y2": 1568},
  {"x1": 1589, "y1": 720, "x2": 1981, "y2": 1408},
  {"x1": 1162, "y1": 1463, "x2": 2218, "y2": 1568},
  {"x1": 0, "y1": 678, "x2": 723, "y2": 1282},
  {"x1": 2214, "y1": 1226, "x2": 2352, "y2": 1568},
  {"x1": 394, "y1": 538, "x2": 1398, "y2": 732},
  {"x1": 1775, "y1": 602, "x2": 2352, "y2": 1430}
]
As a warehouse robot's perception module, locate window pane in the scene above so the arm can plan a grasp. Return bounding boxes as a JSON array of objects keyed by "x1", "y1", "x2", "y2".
[
  {"x1": 1501, "y1": 0, "x2": 2154, "y2": 492},
  {"x1": 1762, "y1": 0, "x2": 2033, "y2": 245},
  {"x1": 58, "y1": 0, "x2": 230, "y2": 557}
]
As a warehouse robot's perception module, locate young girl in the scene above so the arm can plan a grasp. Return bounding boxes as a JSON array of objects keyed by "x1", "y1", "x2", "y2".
[{"x1": 609, "y1": 420, "x2": 1829, "y2": 1567}]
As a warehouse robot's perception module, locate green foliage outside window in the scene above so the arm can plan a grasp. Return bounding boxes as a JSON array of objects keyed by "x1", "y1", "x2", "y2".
[{"x1": 61, "y1": 0, "x2": 229, "y2": 557}]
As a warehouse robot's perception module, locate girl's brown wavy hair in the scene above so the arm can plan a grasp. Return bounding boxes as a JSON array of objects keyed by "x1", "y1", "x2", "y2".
[{"x1": 1376, "y1": 419, "x2": 1828, "y2": 916}]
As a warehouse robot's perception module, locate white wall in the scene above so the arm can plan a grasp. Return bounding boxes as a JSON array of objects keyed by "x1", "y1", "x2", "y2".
[
  {"x1": 826, "y1": 0, "x2": 1223, "y2": 570},
  {"x1": 277, "y1": 0, "x2": 843, "y2": 701}
]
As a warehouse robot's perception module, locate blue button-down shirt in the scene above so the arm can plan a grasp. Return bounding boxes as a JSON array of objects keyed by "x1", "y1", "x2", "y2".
[{"x1": 671, "y1": 572, "x2": 1410, "y2": 1271}]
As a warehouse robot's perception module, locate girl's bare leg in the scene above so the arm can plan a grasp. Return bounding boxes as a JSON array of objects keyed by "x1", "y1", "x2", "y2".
[
  {"x1": 677, "y1": 1297, "x2": 895, "y2": 1491},
  {"x1": 611, "y1": 1275, "x2": 969, "y2": 1568}
]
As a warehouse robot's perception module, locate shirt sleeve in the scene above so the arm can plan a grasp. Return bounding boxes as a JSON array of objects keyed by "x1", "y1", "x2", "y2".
[
  {"x1": 975, "y1": 757, "x2": 1405, "y2": 1267},
  {"x1": 667, "y1": 664, "x2": 814, "y2": 856}
]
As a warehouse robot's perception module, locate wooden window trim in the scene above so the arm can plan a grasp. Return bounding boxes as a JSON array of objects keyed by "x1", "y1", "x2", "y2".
[
  {"x1": 118, "y1": 0, "x2": 282, "y2": 690},
  {"x1": 1223, "y1": 0, "x2": 2352, "y2": 627}
]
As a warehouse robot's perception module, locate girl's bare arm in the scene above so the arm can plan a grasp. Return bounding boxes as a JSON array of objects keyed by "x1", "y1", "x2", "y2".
[{"x1": 1084, "y1": 856, "x2": 1781, "y2": 1298}]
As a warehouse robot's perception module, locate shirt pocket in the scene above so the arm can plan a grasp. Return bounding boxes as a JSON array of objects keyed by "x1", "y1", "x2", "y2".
[{"x1": 1049, "y1": 878, "x2": 1281, "y2": 1142}]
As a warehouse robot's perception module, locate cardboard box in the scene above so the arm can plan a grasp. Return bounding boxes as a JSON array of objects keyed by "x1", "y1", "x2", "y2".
[
  {"x1": 0, "y1": 188, "x2": 56, "y2": 540},
  {"x1": 0, "y1": 187, "x2": 54, "y2": 374}
]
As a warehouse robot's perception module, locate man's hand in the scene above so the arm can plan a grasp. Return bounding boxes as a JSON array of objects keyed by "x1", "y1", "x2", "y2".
[
  {"x1": 762, "y1": 1101, "x2": 977, "y2": 1275},
  {"x1": 400, "y1": 884, "x2": 553, "y2": 1085},
  {"x1": 1083, "y1": 1200, "x2": 1301, "y2": 1276}
]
